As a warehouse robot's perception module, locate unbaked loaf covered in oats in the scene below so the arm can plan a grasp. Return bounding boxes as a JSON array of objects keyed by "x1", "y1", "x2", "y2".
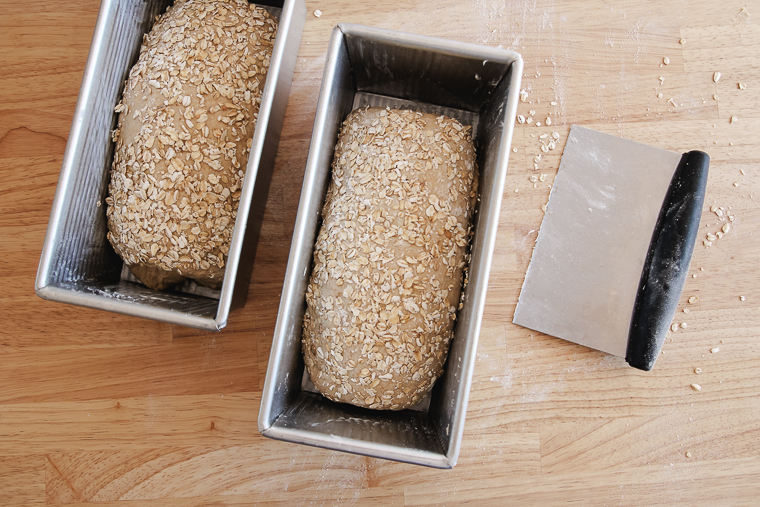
[
  {"x1": 302, "y1": 107, "x2": 477, "y2": 410},
  {"x1": 106, "y1": 0, "x2": 277, "y2": 290}
]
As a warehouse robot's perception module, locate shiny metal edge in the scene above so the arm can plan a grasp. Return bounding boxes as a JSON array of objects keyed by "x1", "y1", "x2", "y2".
[
  {"x1": 258, "y1": 24, "x2": 348, "y2": 433},
  {"x1": 337, "y1": 22, "x2": 522, "y2": 64},
  {"x1": 35, "y1": 0, "x2": 116, "y2": 291},
  {"x1": 36, "y1": 285, "x2": 219, "y2": 331},
  {"x1": 261, "y1": 426, "x2": 453, "y2": 469},
  {"x1": 445, "y1": 56, "x2": 524, "y2": 464},
  {"x1": 216, "y1": 0, "x2": 306, "y2": 327}
]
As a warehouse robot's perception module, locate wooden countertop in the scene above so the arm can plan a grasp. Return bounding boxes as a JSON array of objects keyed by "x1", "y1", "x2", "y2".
[{"x1": 2, "y1": 0, "x2": 759, "y2": 504}]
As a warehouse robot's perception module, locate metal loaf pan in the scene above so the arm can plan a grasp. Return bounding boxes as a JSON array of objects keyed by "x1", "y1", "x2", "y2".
[
  {"x1": 259, "y1": 23, "x2": 523, "y2": 468},
  {"x1": 34, "y1": 0, "x2": 306, "y2": 331}
]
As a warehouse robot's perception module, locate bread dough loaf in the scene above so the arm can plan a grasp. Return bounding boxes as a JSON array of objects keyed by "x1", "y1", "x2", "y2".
[
  {"x1": 303, "y1": 107, "x2": 477, "y2": 410},
  {"x1": 106, "y1": 0, "x2": 277, "y2": 290}
]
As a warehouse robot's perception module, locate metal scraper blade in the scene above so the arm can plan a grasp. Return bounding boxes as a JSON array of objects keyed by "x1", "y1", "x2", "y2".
[{"x1": 513, "y1": 125, "x2": 707, "y2": 367}]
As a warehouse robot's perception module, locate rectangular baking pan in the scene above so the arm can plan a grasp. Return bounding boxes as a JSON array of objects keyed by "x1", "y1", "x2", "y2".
[
  {"x1": 35, "y1": 0, "x2": 306, "y2": 330},
  {"x1": 259, "y1": 23, "x2": 523, "y2": 468}
]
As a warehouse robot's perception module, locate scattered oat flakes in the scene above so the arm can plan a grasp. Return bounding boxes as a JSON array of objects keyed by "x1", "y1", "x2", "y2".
[
  {"x1": 722, "y1": 223, "x2": 731, "y2": 233},
  {"x1": 683, "y1": 308, "x2": 690, "y2": 313},
  {"x1": 512, "y1": 147, "x2": 518, "y2": 153},
  {"x1": 713, "y1": 72, "x2": 721, "y2": 83},
  {"x1": 520, "y1": 89, "x2": 529, "y2": 102},
  {"x1": 730, "y1": 116, "x2": 738, "y2": 123},
  {"x1": 686, "y1": 451, "x2": 692, "y2": 458},
  {"x1": 688, "y1": 296, "x2": 699, "y2": 304},
  {"x1": 545, "y1": 117, "x2": 552, "y2": 126},
  {"x1": 313, "y1": 9, "x2": 322, "y2": 17},
  {"x1": 671, "y1": 323, "x2": 679, "y2": 332},
  {"x1": 517, "y1": 114, "x2": 526, "y2": 124},
  {"x1": 663, "y1": 56, "x2": 670, "y2": 65},
  {"x1": 659, "y1": 76, "x2": 665, "y2": 84},
  {"x1": 738, "y1": 82, "x2": 747, "y2": 90},
  {"x1": 535, "y1": 122, "x2": 542, "y2": 127},
  {"x1": 740, "y1": 296, "x2": 746, "y2": 301},
  {"x1": 541, "y1": 203, "x2": 547, "y2": 212},
  {"x1": 733, "y1": 181, "x2": 739, "y2": 187},
  {"x1": 694, "y1": 367, "x2": 702, "y2": 374},
  {"x1": 713, "y1": 94, "x2": 719, "y2": 100},
  {"x1": 680, "y1": 322, "x2": 687, "y2": 329},
  {"x1": 710, "y1": 347, "x2": 719, "y2": 353},
  {"x1": 680, "y1": 38, "x2": 686, "y2": 44},
  {"x1": 550, "y1": 101, "x2": 558, "y2": 106},
  {"x1": 690, "y1": 383, "x2": 702, "y2": 391}
]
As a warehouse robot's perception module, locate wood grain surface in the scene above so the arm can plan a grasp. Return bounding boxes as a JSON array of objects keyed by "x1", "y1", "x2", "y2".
[{"x1": 2, "y1": 0, "x2": 760, "y2": 504}]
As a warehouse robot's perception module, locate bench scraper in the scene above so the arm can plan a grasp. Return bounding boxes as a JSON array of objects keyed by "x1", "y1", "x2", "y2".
[{"x1": 513, "y1": 125, "x2": 709, "y2": 371}]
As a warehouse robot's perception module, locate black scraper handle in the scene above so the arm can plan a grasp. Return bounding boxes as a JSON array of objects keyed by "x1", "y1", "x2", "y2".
[{"x1": 626, "y1": 151, "x2": 710, "y2": 371}]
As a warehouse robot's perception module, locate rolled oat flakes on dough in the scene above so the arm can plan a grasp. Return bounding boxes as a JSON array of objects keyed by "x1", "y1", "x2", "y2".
[
  {"x1": 302, "y1": 107, "x2": 477, "y2": 410},
  {"x1": 106, "y1": 0, "x2": 277, "y2": 290}
]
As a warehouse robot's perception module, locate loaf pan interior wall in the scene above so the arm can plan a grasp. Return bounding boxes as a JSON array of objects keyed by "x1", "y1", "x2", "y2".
[{"x1": 39, "y1": 0, "x2": 174, "y2": 295}]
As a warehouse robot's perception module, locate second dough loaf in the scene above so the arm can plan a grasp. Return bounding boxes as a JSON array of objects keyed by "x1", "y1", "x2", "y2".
[
  {"x1": 303, "y1": 107, "x2": 477, "y2": 410},
  {"x1": 106, "y1": 0, "x2": 277, "y2": 290}
]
